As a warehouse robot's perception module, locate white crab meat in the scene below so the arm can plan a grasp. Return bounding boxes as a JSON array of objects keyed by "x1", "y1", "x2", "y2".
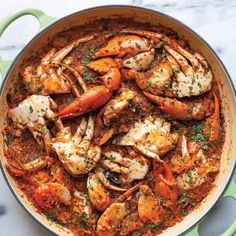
[
  {"x1": 8, "y1": 95, "x2": 55, "y2": 147},
  {"x1": 72, "y1": 191, "x2": 92, "y2": 217},
  {"x1": 166, "y1": 46, "x2": 213, "y2": 98},
  {"x1": 123, "y1": 49, "x2": 155, "y2": 71},
  {"x1": 51, "y1": 116, "x2": 101, "y2": 176},
  {"x1": 118, "y1": 116, "x2": 178, "y2": 162},
  {"x1": 96, "y1": 202, "x2": 127, "y2": 235},
  {"x1": 138, "y1": 185, "x2": 160, "y2": 224},
  {"x1": 102, "y1": 88, "x2": 137, "y2": 126},
  {"x1": 102, "y1": 151, "x2": 149, "y2": 182},
  {"x1": 176, "y1": 149, "x2": 219, "y2": 190}
]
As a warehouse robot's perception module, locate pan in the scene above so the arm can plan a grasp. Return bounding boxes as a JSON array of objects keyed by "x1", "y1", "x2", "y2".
[{"x1": 0, "y1": 6, "x2": 235, "y2": 236}]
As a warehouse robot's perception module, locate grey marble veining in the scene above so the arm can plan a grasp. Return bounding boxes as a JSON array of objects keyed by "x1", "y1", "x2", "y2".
[{"x1": 0, "y1": 1, "x2": 235, "y2": 236}]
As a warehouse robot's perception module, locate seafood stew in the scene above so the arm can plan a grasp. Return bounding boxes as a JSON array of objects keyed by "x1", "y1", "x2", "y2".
[{"x1": 3, "y1": 18, "x2": 224, "y2": 235}]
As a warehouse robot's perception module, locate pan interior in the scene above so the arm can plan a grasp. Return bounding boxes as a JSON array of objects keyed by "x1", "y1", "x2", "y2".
[{"x1": 0, "y1": 6, "x2": 235, "y2": 236}]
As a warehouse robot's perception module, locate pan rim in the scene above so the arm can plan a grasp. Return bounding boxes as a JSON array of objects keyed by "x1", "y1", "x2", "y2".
[{"x1": 0, "y1": 4, "x2": 235, "y2": 236}]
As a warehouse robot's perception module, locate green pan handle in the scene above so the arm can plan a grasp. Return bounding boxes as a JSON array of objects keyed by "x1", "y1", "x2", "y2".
[
  {"x1": 184, "y1": 177, "x2": 236, "y2": 236},
  {"x1": 0, "y1": 8, "x2": 55, "y2": 77}
]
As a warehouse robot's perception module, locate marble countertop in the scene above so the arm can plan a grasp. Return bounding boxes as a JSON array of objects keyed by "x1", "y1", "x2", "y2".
[{"x1": 0, "y1": 0, "x2": 235, "y2": 235}]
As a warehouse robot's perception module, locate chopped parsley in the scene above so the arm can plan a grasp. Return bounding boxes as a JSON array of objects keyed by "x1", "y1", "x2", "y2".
[
  {"x1": 147, "y1": 81, "x2": 154, "y2": 87},
  {"x1": 161, "y1": 53, "x2": 168, "y2": 59},
  {"x1": 29, "y1": 105, "x2": 33, "y2": 113},
  {"x1": 187, "y1": 171, "x2": 193, "y2": 184},
  {"x1": 109, "y1": 155, "x2": 116, "y2": 161},
  {"x1": 173, "y1": 67, "x2": 180, "y2": 73},
  {"x1": 137, "y1": 72, "x2": 142, "y2": 78},
  {"x1": 181, "y1": 208, "x2": 188, "y2": 217},
  {"x1": 35, "y1": 86, "x2": 43, "y2": 93},
  {"x1": 111, "y1": 139, "x2": 117, "y2": 145},
  {"x1": 45, "y1": 211, "x2": 59, "y2": 223},
  {"x1": 5, "y1": 133, "x2": 14, "y2": 145},
  {"x1": 188, "y1": 122, "x2": 210, "y2": 154},
  {"x1": 38, "y1": 127, "x2": 46, "y2": 134},
  {"x1": 77, "y1": 212, "x2": 88, "y2": 229},
  {"x1": 83, "y1": 75, "x2": 93, "y2": 82},
  {"x1": 147, "y1": 222, "x2": 161, "y2": 230},
  {"x1": 82, "y1": 47, "x2": 95, "y2": 63},
  {"x1": 135, "y1": 42, "x2": 141, "y2": 49}
]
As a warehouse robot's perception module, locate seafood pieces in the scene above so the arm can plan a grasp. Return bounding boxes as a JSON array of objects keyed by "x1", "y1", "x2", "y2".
[
  {"x1": 118, "y1": 116, "x2": 178, "y2": 162},
  {"x1": 51, "y1": 116, "x2": 101, "y2": 176},
  {"x1": 8, "y1": 95, "x2": 57, "y2": 149},
  {"x1": 102, "y1": 150, "x2": 149, "y2": 183}
]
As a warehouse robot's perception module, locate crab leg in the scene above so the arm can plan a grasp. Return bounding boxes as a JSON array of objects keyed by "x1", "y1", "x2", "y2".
[
  {"x1": 7, "y1": 156, "x2": 53, "y2": 177},
  {"x1": 87, "y1": 171, "x2": 126, "y2": 211},
  {"x1": 73, "y1": 117, "x2": 87, "y2": 143},
  {"x1": 51, "y1": 34, "x2": 98, "y2": 64},
  {"x1": 144, "y1": 92, "x2": 209, "y2": 121},
  {"x1": 41, "y1": 48, "x2": 57, "y2": 68},
  {"x1": 77, "y1": 116, "x2": 94, "y2": 151},
  {"x1": 93, "y1": 35, "x2": 151, "y2": 58},
  {"x1": 57, "y1": 63, "x2": 87, "y2": 92},
  {"x1": 153, "y1": 161, "x2": 178, "y2": 202},
  {"x1": 57, "y1": 86, "x2": 112, "y2": 118},
  {"x1": 96, "y1": 183, "x2": 142, "y2": 236},
  {"x1": 203, "y1": 92, "x2": 220, "y2": 141},
  {"x1": 121, "y1": 29, "x2": 163, "y2": 41},
  {"x1": 60, "y1": 71, "x2": 81, "y2": 97},
  {"x1": 34, "y1": 183, "x2": 72, "y2": 210},
  {"x1": 138, "y1": 185, "x2": 160, "y2": 224}
]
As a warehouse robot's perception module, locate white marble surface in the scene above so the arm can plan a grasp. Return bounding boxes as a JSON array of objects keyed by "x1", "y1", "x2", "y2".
[{"x1": 0, "y1": 0, "x2": 235, "y2": 235}]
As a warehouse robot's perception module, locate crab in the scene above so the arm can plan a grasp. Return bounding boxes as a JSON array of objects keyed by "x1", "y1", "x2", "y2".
[
  {"x1": 117, "y1": 116, "x2": 178, "y2": 162},
  {"x1": 96, "y1": 183, "x2": 141, "y2": 236},
  {"x1": 57, "y1": 57, "x2": 121, "y2": 119},
  {"x1": 169, "y1": 135, "x2": 195, "y2": 174},
  {"x1": 87, "y1": 171, "x2": 127, "y2": 212},
  {"x1": 23, "y1": 34, "x2": 98, "y2": 95},
  {"x1": 203, "y1": 92, "x2": 220, "y2": 142},
  {"x1": 93, "y1": 35, "x2": 152, "y2": 58},
  {"x1": 33, "y1": 182, "x2": 72, "y2": 210},
  {"x1": 101, "y1": 150, "x2": 149, "y2": 183},
  {"x1": 153, "y1": 161, "x2": 178, "y2": 202},
  {"x1": 138, "y1": 184, "x2": 161, "y2": 224},
  {"x1": 72, "y1": 191, "x2": 92, "y2": 219},
  {"x1": 143, "y1": 92, "x2": 214, "y2": 121},
  {"x1": 51, "y1": 115, "x2": 101, "y2": 176},
  {"x1": 94, "y1": 87, "x2": 138, "y2": 145},
  {"x1": 94, "y1": 87, "x2": 153, "y2": 146},
  {"x1": 8, "y1": 95, "x2": 58, "y2": 151},
  {"x1": 120, "y1": 29, "x2": 213, "y2": 96},
  {"x1": 93, "y1": 29, "x2": 215, "y2": 121},
  {"x1": 6, "y1": 155, "x2": 53, "y2": 177},
  {"x1": 174, "y1": 136, "x2": 219, "y2": 190}
]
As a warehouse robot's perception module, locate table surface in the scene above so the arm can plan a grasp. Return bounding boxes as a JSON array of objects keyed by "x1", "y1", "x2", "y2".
[{"x1": 0, "y1": 0, "x2": 235, "y2": 235}]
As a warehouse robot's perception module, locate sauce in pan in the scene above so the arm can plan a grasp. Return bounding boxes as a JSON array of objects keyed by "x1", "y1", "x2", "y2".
[{"x1": 3, "y1": 18, "x2": 224, "y2": 235}]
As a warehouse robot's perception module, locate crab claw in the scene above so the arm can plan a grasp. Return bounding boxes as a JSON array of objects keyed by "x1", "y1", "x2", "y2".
[
  {"x1": 93, "y1": 35, "x2": 151, "y2": 58},
  {"x1": 87, "y1": 58, "x2": 118, "y2": 73},
  {"x1": 101, "y1": 67, "x2": 121, "y2": 91},
  {"x1": 34, "y1": 183, "x2": 71, "y2": 210},
  {"x1": 57, "y1": 86, "x2": 112, "y2": 118},
  {"x1": 87, "y1": 171, "x2": 127, "y2": 212},
  {"x1": 144, "y1": 92, "x2": 211, "y2": 121},
  {"x1": 138, "y1": 185, "x2": 160, "y2": 224},
  {"x1": 7, "y1": 156, "x2": 53, "y2": 177},
  {"x1": 153, "y1": 161, "x2": 178, "y2": 202},
  {"x1": 203, "y1": 92, "x2": 220, "y2": 142},
  {"x1": 87, "y1": 58, "x2": 121, "y2": 91}
]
